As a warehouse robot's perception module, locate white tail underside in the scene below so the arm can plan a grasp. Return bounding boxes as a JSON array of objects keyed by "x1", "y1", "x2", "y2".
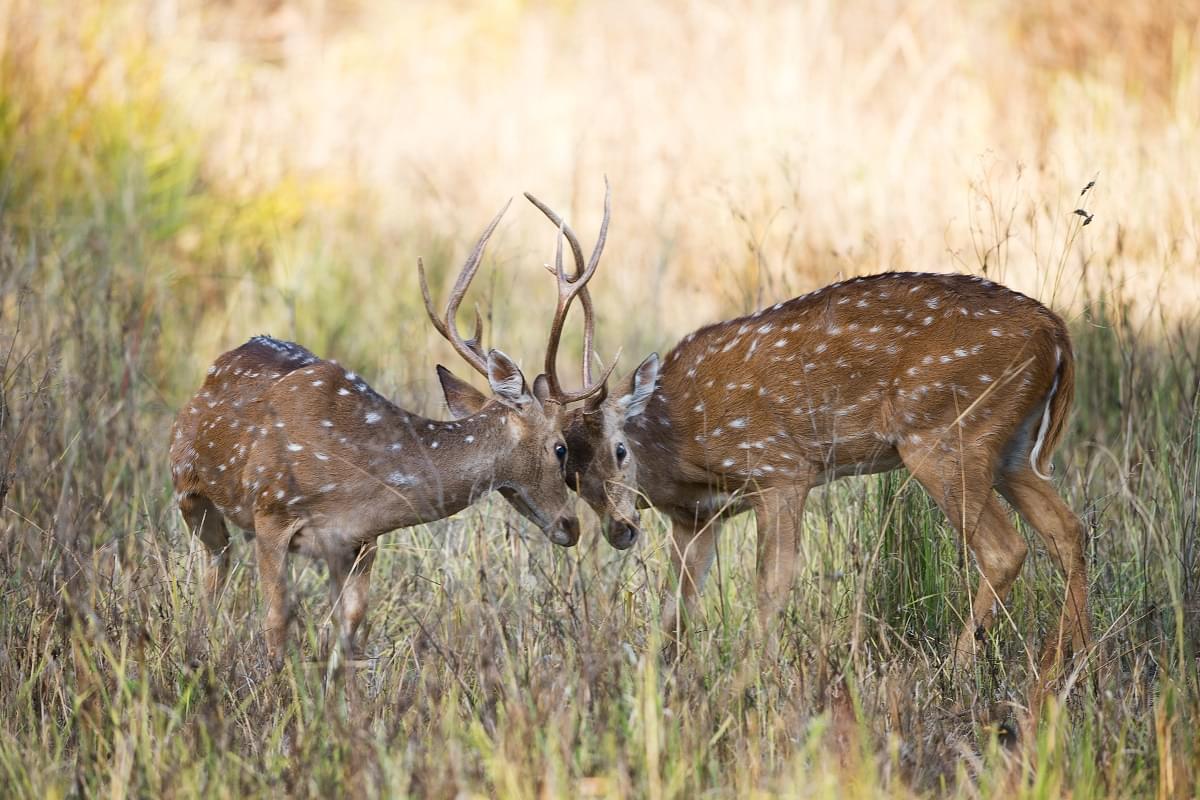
[{"x1": 1028, "y1": 353, "x2": 1062, "y2": 481}]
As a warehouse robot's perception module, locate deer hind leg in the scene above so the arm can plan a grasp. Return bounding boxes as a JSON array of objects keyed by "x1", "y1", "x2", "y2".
[
  {"x1": 179, "y1": 493, "x2": 232, "y2": 601},
  {"x1": 997, "y1": 465, "x2": 1091, "y2": 669},
  {"x1": 327, "y1": 542, "x2": 377, "y2": 659},
  {"x1": 896, "y1": 444, "x2": 1027, "y2": 669},
  {"x1": 752, "y1": 483, "x2": 811, "y2": 638},
  {"x1": 661, "y1": 516, "x2": 721, "y2": 651},
  {"x1": 952, "y1": 497, "x2": 1028, "y2": 667}
]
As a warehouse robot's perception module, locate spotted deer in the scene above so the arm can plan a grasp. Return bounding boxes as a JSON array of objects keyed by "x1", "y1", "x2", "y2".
[
  {"x1": 169, "y1": 204, "x2": 603, "y2": 663},
  {"x1": 444, "y1": 188, "x2": 1092, "y2": 670}
]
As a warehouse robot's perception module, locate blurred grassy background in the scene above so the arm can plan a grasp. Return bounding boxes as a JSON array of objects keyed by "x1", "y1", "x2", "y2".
[
  {"x1": 1, "y1": 0, "x2": 1198, "y2": 797},
  {"x1": 4, "y1": 0, "x2": 1199, "y2": 390}
]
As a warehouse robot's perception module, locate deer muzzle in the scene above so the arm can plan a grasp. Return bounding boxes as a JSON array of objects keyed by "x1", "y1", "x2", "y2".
[
  {"x1": 548, "y1": 515, "x2": 581, "y2": 547},
  {"x1": 603, "y1": 514, "x2": 639, "y2": 550}
]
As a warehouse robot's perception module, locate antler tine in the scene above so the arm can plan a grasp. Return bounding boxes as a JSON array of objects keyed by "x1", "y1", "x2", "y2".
[
  {"x1": 525, "y1": 190, "x2": 599, "y2": 385},
  {"x1": 586, "y1": 177, "x2": 612, "y2": 279},
  {"x1": 542, "y1": 223, "x2": 570, "y2": 398},
  {"x1": 580, "y1": 178, "x2": 611, "y2": 385},
  {"x1": 528, "y1": 182, "x2": 615, "y2": 403},
  {"x1": 523, "y1": 192, "x2": 587, "y2": 279},
  {"x1": 418, "y1": 200, "x2": 511, "y2": 378},
  {"x1": 467, "y1": 305, "x2": 484, "y2": 358},
  {"x1": 418, "y1": 258, "x2": 450, "y2": 341},
  {"x1": 534, "y1": 177, "x2": 611, "y2": 291}
]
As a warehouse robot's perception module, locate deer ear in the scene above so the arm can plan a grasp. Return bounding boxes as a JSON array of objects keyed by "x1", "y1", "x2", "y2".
[
  {"x1": 486, "y1": 349, "x2": 532, "y2": 408},
  {"x1": 532, "y1": 374, "x2": 552, "y2": 405},
  {"x1": 437, "y1": 365, "x2": 489, "y2": 419},
  {"x1": 615, "y1": 353, "x2": 660, "y2": 421}
]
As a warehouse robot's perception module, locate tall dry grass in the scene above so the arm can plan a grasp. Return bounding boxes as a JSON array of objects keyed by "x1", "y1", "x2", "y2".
[
  {"x1": 1, "y1": 0, "x2": 1198, "y2": 796},
  {"x1": 8, "y1": 0, "x2": 1200, "y2": 372}
]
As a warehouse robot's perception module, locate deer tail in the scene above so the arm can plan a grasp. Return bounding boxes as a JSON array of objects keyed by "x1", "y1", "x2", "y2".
[{"x1": 1029, "y1": 337, "x2": 1075, "y2": 481}]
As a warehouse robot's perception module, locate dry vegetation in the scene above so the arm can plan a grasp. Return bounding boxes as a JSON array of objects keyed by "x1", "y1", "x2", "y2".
[{"x1": 1, "y1": 0, "x2": 1198, "y2": 796}]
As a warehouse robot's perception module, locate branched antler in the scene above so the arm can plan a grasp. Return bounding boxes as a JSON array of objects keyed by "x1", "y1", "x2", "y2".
[
  {"x1": 524, "y1": 180, "x2": 615, "y2": 402},
  {"x1": 418, "y1": 201, "x2": 511, "y2": 377}
]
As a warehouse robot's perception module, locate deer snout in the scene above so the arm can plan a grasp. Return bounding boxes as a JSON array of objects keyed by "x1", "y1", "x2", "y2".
[
  {"x1": 604, "y1": 515, "x2": 640, "y2": 550},
  {"x1": 549, "y1": 516, "x2": 581, "y2": 547}
]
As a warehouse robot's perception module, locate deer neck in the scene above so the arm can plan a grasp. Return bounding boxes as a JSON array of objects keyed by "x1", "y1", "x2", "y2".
[
  {"x1": 354, "y1": 403, "x2": 517, "y2": 527},
  {"x1": 622, "y1": 389, "x2": 687, "y2": 506}
]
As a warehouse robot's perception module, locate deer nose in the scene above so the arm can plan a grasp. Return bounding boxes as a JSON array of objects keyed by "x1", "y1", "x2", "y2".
[
  {"x1": 550, "y1": 516, "x2": 581, "y2": 547},
  {"x1": 604, "y1": 517, "x2": 639, "y2": 550}
]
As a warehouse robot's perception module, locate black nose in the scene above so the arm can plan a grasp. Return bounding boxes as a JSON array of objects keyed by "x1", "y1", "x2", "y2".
[
  {"x1": 606, "y1": 521, "x2": 638, "y2": 550},
  {"x1": 553, "y1": 517, "x2": 581, "y2": 547}
]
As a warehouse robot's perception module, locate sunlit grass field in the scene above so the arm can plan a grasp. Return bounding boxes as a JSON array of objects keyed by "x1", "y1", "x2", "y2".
[{"x1": 1, "y1": 1, "x2": 1198, "y2": 796}]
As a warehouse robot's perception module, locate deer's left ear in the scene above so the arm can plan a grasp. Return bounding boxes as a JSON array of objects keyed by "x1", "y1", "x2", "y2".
[
  {"x1": 486, "y1": 349, "x2": 534, "y2": 408},
  {"x1": 532, "y1": 374, "x2": 553, "y2": 405},
  {"x1": 615, "y1": 353, "x2": 660, "y2": 420},
  {"x1": 438, "y1": 365, "x2": 490, "y2": 419}
]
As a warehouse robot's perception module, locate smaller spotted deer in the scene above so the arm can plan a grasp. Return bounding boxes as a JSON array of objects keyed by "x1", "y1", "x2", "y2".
[
  {"x1": 169, "y1": 205, "x2": 595, "y2": 662},
  {"x1": 469, "y1": 188, "x2": 1092, "y2": 672}
]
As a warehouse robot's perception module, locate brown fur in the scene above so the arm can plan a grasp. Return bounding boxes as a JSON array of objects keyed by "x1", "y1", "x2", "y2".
[
  {"x1": 171, "y1": 335, "x2": 577, "y2": 662},
  {"x1": 475, "y1": 271, "x2": 1093, "y2": 670}
]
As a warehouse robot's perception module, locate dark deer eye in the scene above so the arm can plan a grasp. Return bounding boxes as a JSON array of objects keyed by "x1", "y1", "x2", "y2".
[
  {"x1": 615, "y1": 442, "x2": 627, "y2": 463},
  {"x1": 554, "y1": 443, "x2": 568, "y2": 464}
]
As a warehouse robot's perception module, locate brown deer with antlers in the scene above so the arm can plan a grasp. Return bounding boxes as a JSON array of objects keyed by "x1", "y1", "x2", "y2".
[
  {"x1": 443, "y1": 186, "x2": 1091, "y2": 670},
  {"x1": 169, "y1": 204, "x2": 608, "y2": 663}
]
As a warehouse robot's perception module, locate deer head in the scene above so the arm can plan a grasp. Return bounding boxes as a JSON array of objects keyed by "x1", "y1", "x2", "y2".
[
  {"x1": 418, "y1": 202, "x2": 586, "y2": 545},
  {"x1": 558, "y1": 353, "x2": 660, "y2": 549},
  {"x1": 439, "y1": 182, "x2": 656, "y2": 549}
]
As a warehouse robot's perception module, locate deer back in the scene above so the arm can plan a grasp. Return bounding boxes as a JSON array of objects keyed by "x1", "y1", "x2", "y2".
[
  {"x1": 171, "y1": 336, "x2": 573, "y2": 546},
  {"x1": 577, "y1": 273, "x2": 1073, "y2": 524},
  {"x1": 170, "y1": 336, "x2": 321, "y2": 526},
  {"x1": 661, "y1": 273, "x2": 1069, "y2": 485}
]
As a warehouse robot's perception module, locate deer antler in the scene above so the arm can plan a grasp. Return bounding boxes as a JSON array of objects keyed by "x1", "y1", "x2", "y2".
[
  {"x1": 523, "y1": 179, "x2": 615, "y2": 402},
  {"x1": 418, "y1": 201, "x2": 511, "y2": 378}
]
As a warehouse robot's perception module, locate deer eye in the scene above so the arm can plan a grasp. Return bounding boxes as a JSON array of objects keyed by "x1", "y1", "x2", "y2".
[
  {"x1": 615, "y1": 442, "x2": 627, "y2": 464},
  {"x1": 554, "y1": 443, "x2": 568, "y2": 464}
]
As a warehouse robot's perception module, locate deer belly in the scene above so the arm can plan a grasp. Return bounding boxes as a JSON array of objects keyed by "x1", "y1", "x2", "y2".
[
  {"x1": 285, "y1": 526, "x2": 326, "y2": 557},
  {"x1": 813, "y1": 447, "x2": 903, "y2": 485}
]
